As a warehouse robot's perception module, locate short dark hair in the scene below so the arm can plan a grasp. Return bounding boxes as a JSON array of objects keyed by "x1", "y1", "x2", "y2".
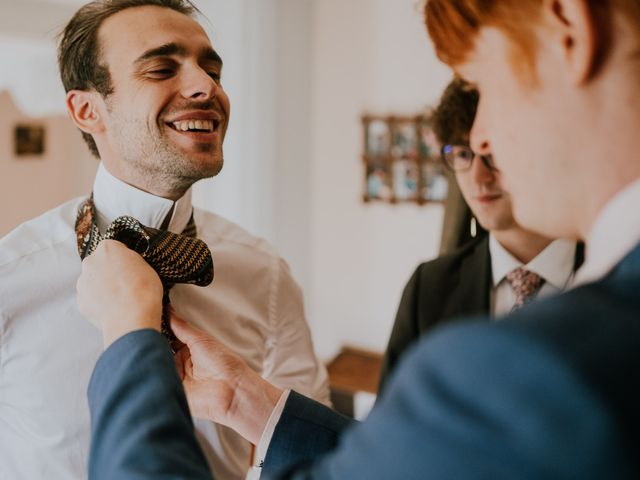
[
  {"x1": 431, "y1": 78, "x2": 479, "y2": 147},
  {"x1": 57, "y1": 0, "x2": 198, "y2": 158}
]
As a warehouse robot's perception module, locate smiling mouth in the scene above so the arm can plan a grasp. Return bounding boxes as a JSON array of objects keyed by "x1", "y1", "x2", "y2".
[{"x1": 168, "y1": 119, "x2": 221, "y2": 133}]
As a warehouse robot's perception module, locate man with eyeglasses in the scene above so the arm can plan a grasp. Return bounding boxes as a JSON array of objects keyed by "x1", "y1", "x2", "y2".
[{"x1": 380, "y1": 79, "x2": 583, "y2": 388}]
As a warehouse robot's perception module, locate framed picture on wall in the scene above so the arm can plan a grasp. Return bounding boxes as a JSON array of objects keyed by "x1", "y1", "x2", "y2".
[
  {"x1": 390, "y1": 119, "x2": 419, "y2": 201},
  {"x1": 362, "y1": 113, "x2": 447, "y2": 205},
  {"x1": 391, "y1": 119, "x2": 418, "y2": 159},
  {"x1": 14, "y1": 124, "x2": 46, "y2": 157},
  {"x1": 365, "y1": 118, "x2": 390, "y2": 158},
  {"x1": 363, "y1": 116, "x2": 393, "y2": 201},
  {"x1": 366, "y1": 162, "x2": 393, "y2": 201}
]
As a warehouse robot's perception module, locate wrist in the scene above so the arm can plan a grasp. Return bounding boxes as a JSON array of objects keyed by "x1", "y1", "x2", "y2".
[
  {"x1": 101, "y1": 309, "x2": 162, "y2": 349},
  {"x1": 228, "y1": 372, "x2": 283, "y2": 445}
]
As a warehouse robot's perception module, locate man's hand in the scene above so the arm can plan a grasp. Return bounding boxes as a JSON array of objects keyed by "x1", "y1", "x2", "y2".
[
  {"x1": 77, "y1": 240, "x2": 163, "y2": 348},
  {"x1": 170, "y1": 313, "x2": 284, "y2": 445}
]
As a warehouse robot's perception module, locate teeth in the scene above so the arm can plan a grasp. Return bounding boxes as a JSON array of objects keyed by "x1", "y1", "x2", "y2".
[{"x1": 172, "y1": 120, "x2": 215, "y2": 132}]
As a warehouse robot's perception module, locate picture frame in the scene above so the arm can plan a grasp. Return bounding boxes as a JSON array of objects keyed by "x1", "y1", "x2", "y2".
[
  {"x1": 14, "y1": 124, "x2": 46, "y2": 157},
  {"x1": 362, "y1": 113, "x2": 447, "y2": 205}
]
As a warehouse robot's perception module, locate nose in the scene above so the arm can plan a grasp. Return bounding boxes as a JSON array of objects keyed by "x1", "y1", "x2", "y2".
[
  {"x1": 468, "y1": 152, "x2": 494, "y2": 185},
  {"x1": 468, "y1": 97, "x2": 495, "y2": 183},
  {"x1": 469, "y1": 96, "x2": 491, "y2": 157},
  {"x1": 180, "y1": 63, "x2": 219, "y2": 101}
]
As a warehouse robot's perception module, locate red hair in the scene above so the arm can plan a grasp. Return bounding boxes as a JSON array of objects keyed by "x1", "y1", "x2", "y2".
[
  {"x1": 424, "y1": 0, "x2": 541, "y2": 71},
  {"x1": 425, "y1": 0, "x2": 640, "y2": 73}
]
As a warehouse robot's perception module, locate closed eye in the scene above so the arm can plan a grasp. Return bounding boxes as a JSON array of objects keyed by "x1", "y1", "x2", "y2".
[{"x1": 148, "y1": 69, "x2": 175, "y2": 78}]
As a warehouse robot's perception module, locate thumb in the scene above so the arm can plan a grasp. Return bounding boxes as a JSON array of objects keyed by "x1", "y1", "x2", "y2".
[{"x1": 170, "y1": 312, "x2": 206, "y2": 347}]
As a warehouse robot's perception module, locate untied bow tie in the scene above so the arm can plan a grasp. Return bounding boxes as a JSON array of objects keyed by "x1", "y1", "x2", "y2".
[{"x1": 75, "y1": 195, "x2": 214, "y2": 345}]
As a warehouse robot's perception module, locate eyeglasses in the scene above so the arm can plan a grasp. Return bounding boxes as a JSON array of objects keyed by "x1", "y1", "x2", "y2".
[{"x1": 441, "y1": 144, "x2": 497, "y2": 172}]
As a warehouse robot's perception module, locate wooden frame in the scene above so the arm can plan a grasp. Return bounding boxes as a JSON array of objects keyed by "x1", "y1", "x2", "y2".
[
  {"x1": 14, "y1": 123, "x2": 46, "y2": 158},
  {"x1": 362, "y1": 114, "x2": 448, "y2": 205}
]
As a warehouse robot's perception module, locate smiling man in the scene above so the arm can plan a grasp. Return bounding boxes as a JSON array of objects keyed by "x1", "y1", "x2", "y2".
[
  {"x1": 74, "y1": 0, "x2": 640, "y2": 478},
  {"x1": 0, "y1": 1, "x2": 328, "y2": 479},
  {"x1": 73, "y1": 9, "x2": 229, "y2": 199}
]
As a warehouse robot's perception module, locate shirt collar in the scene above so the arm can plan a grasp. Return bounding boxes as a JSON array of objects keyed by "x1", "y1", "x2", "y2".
[
  {"x1": 573, "y1": 176, "x2": 640, "y2": 286},
  {"x1": 490, "y1": 233, "x2": 577, "y2": 290},
  {"x1": 92, "y1": 163, "x2": 193, "y2": 234}
]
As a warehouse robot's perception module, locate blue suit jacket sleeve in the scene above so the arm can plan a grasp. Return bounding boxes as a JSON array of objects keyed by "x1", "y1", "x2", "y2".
[
  {"x1": 262, "y1": 391, "x2": 354, "y2": 476},
  {"x1": 263, "y1": 322, "x2": 627, "y2": 480},
  {"x1": 87, "y1": 329, "x2": 213, "y2": 480}
]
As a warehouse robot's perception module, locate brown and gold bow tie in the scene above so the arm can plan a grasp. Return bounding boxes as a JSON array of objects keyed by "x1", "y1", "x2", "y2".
[{"x1": 75, "y1": 195, "x2": 214, "y2": 345}]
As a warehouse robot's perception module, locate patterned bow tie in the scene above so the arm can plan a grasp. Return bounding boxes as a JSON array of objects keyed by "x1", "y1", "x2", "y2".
[
  {"x1": 506, "y1": 267, "x2": 545, "y2": 312},
  {"x1": 75, "y1": 195, "x2": 214, "y2": 345}
]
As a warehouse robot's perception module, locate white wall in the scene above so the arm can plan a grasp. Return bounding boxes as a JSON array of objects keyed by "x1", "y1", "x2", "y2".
[
  {"x1": 307, "y1": 0, "x2": 453, "y2": 359},
  {"x1": 0, "y1": 1, "x2": 85, "y2": 117}
]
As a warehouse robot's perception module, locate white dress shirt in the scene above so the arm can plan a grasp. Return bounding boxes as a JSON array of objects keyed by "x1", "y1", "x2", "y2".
[
  {"x1": 573, "y1": 177, "x2": 640, "y2": 286},
  {"x1": 0, "y1": 163, "x2": 329, "y2": 480},
  {"x1": 489, "y1": 235, "x2": 578, "y2": 317}
]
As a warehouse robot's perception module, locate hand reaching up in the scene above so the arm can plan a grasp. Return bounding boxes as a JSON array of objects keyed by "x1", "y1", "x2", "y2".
[{"x1": 170, "y1": 312, "x2": 284, "y2": 445}]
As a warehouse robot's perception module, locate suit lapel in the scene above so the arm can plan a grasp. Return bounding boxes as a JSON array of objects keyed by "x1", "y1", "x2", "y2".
[{"x1": 441, "y1": 236, "x2": 492, "y2": 321}]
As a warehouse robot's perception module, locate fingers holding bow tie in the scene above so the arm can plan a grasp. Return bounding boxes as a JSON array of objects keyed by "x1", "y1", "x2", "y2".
[{"x1": 76, "y1": 240, "x2": 164, "y2": 348}]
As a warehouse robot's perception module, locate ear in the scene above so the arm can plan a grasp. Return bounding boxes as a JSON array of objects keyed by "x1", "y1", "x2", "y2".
[
  {"x1": 544, "y1": 0, "x2": 598, "y2": 84},
  {"x1": 66, "y1": 90, "x2": 105, "y2": 135}
]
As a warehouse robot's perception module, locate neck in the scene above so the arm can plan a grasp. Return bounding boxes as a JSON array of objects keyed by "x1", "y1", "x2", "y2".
[
  {"x1": 128, "y1": 180, "x2": 187, "y2": 202},
  {"x1": 101, "y1": 160, "x2": 189, "y2": 202},
  {"x1": 493, "y1": 227, "x2": 552, "y2": 264}
]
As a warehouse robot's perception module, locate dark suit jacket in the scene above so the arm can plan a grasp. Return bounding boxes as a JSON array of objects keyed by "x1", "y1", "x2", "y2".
[
  {"x1": 87, "y1": 244, "x2": 637, "y2": 480},
  {"x1": 380, "y1": 236, "x2": 584, "y2": 391}
]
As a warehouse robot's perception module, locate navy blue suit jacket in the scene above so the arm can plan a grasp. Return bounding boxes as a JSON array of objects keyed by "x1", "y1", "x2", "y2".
[{"x1": 87, "y1": 244, "x2": 640, "y2": 479}]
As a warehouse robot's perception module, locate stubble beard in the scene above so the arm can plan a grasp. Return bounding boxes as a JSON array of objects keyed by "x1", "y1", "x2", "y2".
[{"x1": 111, "y1": 115, "x2": 223, "y2": 196}]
